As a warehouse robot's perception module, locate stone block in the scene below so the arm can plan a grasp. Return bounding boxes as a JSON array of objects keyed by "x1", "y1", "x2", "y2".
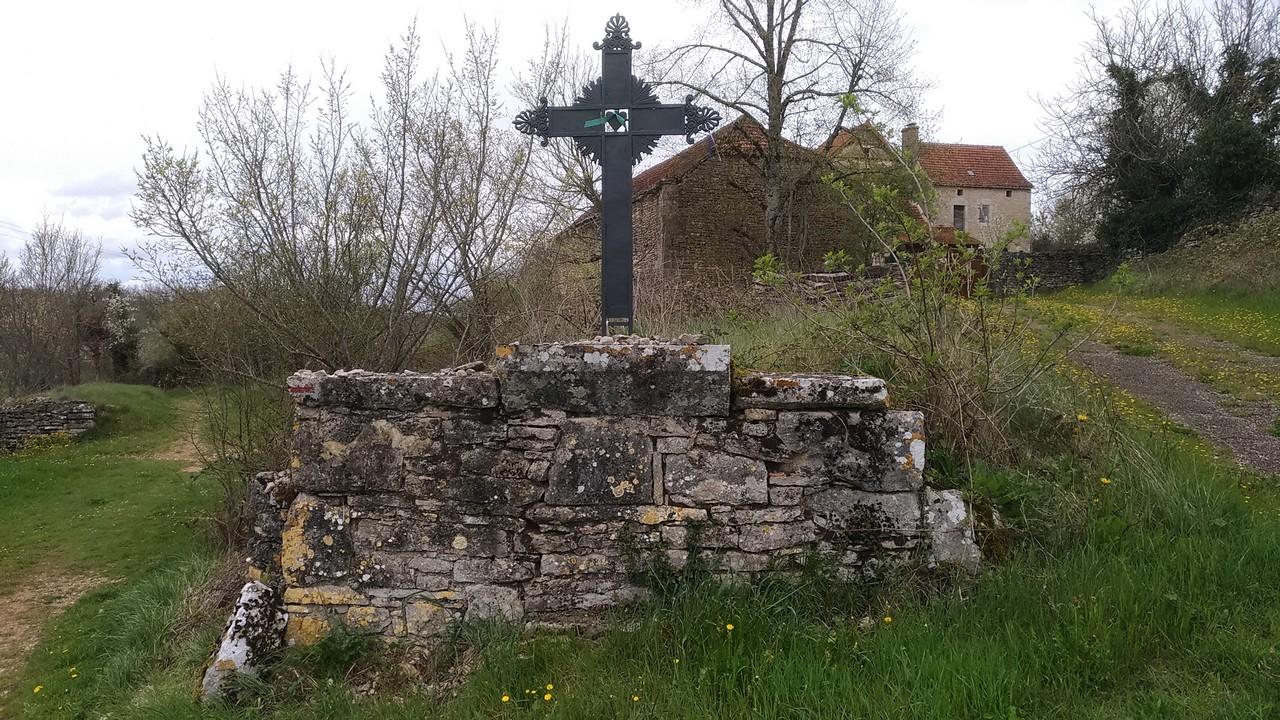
[
  {"x1": 664, "y1": 450, "x2": 768, "y2": 506},
  {"x1": 343, "y1": 606, "x2": 391, "y2": 633},
  {"x1": 464, "y1": 585, "x2": 522, "y2": 621},
  {"x1": 281, "y1": 494, "x2": 354, "y2": 587},
  {"x1": 452, "y1": 558, "x2": 537, "y2": 583},
  {"x1": 405, "y1": 601, "x2": 455, "y2": 637},
  {"x1": 733, "y1": 372, "x2": 887, "y2": 410},
  {"x1": 287, "y1": 367, "x2": 499, "y2": 411},
  {"x1": 541, "y1": 552, "x2": 624, "y2": 576},
  {"x1": 524, "y1": 576, "x2": 647, "y2": 613},
  {"x1": 806, "y1": 487, "x2": 923, "y2": 538},
  {"x1": 292, "y1": 418, "x2": 409, "y2": 493},
  {"x1": 281, "y1": 585, "x2": 366, "y2": 606},
  {"x1": 738, "y1": 522, "x2": 817, "y2": 552},
  {"x1": 495, "y1": 339, "x2": 731, "y2": 416},
  {"x1": 547, "y1": 419, "x2": 653, "y2": 505}
]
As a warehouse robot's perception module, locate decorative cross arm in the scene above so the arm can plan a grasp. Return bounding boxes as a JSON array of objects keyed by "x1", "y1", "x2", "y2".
[{"x1": 510, "y1": 14, "x2": 722, "y2": 335}]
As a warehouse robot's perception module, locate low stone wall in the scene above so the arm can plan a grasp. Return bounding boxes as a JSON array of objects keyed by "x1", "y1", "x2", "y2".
[
  {"x1": 996, "y1": 247, "x2": 1117, "y2": 291},
  {"x1": 249, "y1": 338, "x2": 977, "y2": 646},
  {"x1": 0, "y1": 397, "x2": 96, "y2": 453}
]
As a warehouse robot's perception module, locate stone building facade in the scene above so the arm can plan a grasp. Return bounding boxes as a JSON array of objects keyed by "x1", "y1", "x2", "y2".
[
  {"x1": 244, "y1": 337, "x2": 978, "y2": 646},
  {"x1": 564, "y1": 116, "x2": 864, "y2": 289}
]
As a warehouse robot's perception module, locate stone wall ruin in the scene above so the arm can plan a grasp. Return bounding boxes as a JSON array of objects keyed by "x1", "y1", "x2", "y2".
[
  {"x1": 0, "y1": 397, "x2": 96, "y2": 453},
  {"x1": 249, "y1": 337, "x2": 978, "y2": 646}
]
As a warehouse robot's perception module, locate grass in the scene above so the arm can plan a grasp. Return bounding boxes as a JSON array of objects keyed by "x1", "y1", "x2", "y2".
[
  {"x1": 7, "y1": 323, "x2": 1280, "y2": 719},
  {"x1": 0, "y1": 383, "x2": 220, "y2": 716},
  {"x1": 0, "y1": 384, "x2": 218, "y2": 590}
]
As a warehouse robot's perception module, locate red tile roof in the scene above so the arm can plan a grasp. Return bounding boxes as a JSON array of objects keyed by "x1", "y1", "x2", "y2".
[{"x1": 917, "y1": 143, "x2": 1032, "y2": 191}]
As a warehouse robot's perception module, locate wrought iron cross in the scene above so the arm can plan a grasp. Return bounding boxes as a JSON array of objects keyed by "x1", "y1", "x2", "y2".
[{"x1": 515, "y1": 14, "x2": 721, "y2": 335}]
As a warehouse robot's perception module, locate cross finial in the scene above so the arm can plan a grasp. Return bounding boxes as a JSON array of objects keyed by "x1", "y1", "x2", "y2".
[{"x1": 595, "y1": 14, "x2": 641, "y2": 51}]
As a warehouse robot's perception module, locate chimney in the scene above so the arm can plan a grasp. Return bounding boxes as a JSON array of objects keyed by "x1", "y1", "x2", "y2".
[{"x1": 901, "y1": 123, "x2": 920, "y2": 155}]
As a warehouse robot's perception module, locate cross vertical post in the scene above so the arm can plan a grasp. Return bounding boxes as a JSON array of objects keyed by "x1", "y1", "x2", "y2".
[{"x1": 514, "y1": 14, "x2": 722, "y2": 335}]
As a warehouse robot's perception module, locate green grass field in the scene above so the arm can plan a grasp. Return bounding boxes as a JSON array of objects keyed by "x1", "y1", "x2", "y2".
[
  {"x1": 0, "y1": 384, "x2": 220, "y2": 717},
  {"x1": 5, "y1": 347, "x2": 1280, "y2": 719}
]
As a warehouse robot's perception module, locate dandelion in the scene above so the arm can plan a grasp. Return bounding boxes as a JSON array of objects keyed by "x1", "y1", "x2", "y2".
[
  {"x1": 33, "y1": 686, "x2": 43, "y2": 694},
  {"x1": 546, "y1": 683, "x2": 554, "y2": 690},
  {"x1": 632, "y1": 695, "x2": 641, "y2": 702},
  {"x1": 543, "y1": 692, "x2": 553, "y2": 702},
  {"x1": 501, "y1": 694, "x2": 510, "y2": 703}
]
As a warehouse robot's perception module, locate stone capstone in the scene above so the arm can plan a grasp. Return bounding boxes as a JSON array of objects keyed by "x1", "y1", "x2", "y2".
[
  {"x1": 733, "y1": 371, "x2": 887, "y2": 410},
  {"x1": 495, "y1": 338, "x2": 731, "y2": 416},
  {"x1": 200, "y1": 582, "x2": 287, "y2": 701}
]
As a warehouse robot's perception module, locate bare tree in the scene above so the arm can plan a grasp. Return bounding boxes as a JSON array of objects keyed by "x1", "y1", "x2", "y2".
[
  {"x1": 131, "y1": 23, "x2": 546, "y2": 379},
  {"x1": 0, "y1": 217, "x2": 103, "y2": 393},
  {"x1": 647, "y1": 0, "x2": 923, "y2": 252}
]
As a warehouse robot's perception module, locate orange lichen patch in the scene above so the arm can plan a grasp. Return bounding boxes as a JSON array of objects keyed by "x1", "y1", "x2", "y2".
[
  {"x1": 282, "y1": 585, "x2": 366, "y2": 606},
  {"x1": 280, "y1": 496, "x2": 321, "y2": 586},
  {"x1": 285, "y1": 614, "x2": 331, "y2": 647},
  {"x1": 494, "y1": 345, "x2": 516, "y2": 358},
  {"x1": 343, "y1": 606, "x2": 387, "y2": 631}
]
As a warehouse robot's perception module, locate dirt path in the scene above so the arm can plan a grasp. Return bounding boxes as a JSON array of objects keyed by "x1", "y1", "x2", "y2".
[
  {"x1": 1072, "y1": 340, "x2": 1280, "y2": 475},
  {"x1": 144, "y1": 400, "x2": 205, "y2": 474},
  {"x1": 0, "y1": 574, "x2": 109, "y2": 701}
]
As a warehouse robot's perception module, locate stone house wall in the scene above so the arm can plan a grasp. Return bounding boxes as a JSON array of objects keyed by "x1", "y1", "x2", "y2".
[
  {"x1": 0, "y1": 397, "x2": 95, "y2": 453},
  {"x1": 650, "y1": 155, "x2": 861, "y2": 280},
  {"x1": 931, "y1": 186, "x2": 1033, "y2": 250},
  {"x1": 250, "y1": 338, "x2": 977, "y2": 646}
]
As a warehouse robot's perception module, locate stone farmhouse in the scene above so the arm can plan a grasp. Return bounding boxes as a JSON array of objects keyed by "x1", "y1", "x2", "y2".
[
  {"x1": 829, "y1": 123, "x2": 1034, "y2": 250},
  {"x1": 551, "y1": 115, "x2": 1034, "y2": 301}
]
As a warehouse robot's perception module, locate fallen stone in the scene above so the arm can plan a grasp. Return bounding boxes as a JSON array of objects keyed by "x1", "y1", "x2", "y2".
[
  {"x1": 924, "y1": 489, "x2": 981, "y2": 573},
  {"x1": 200, "y1": 582, "x2": 287, "y2": 701}
]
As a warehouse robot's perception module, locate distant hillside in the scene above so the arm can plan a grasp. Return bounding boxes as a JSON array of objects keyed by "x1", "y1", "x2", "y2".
[{"x1": 1126, "y1": 210, "x2": 1280, "y2": 295}]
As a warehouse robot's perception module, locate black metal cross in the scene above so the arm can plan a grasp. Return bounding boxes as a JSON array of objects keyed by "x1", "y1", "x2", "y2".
[{"x1": 515, "y1": 14, "x2": 721, "y2": 335}]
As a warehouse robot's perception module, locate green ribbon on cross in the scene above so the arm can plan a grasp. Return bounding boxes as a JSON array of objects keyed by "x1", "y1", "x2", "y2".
[{"x1": 584, "y1": 110, "x2": 628, "y2": 131}]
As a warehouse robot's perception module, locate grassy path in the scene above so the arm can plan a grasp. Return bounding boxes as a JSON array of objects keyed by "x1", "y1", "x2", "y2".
[{"x1": 0, "y1": 385, "x2": 218, "y2": 712}]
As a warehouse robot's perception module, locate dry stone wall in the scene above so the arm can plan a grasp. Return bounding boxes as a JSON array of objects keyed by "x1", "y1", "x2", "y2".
[
  {"x1": 0, "y1": 397, "x2": 95, "y2": 453},
  {"x1": 251, "y1": 337, "x2": 977, "y2": 646}
]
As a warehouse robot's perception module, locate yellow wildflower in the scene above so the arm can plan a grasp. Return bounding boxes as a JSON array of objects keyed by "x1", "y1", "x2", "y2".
[
  {"x1": 1100, "y1": 477, "x2": 1112, "y2": 486},
  {"x1": 546, "y1": 683, "x2": 554, "y2": 690},
  {"x1": 543, "y1": 693, "x2": 553, "y2": 702},
  {"x1": 33, "y1": 685, "x2": 43, "y2": 694},
  {"x1": 501, "y1": 694, "x2": 510, "y2": 703},
  {"x1": 632, "y1": 695, "x2": 641, "y2": 702},
  {"x1": 1076, "y1": 413, "x2": 1089, "y2": 422},
  {"x1": 883, "y1": 616, "x2": 893, "y2": 624},
  {"x1": 726, "y1": 623, "x2": 735, "y2": 632}
]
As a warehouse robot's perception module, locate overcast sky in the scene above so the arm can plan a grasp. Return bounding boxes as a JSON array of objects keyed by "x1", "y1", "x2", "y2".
[{"x1": 0, "y1": 0, "x2": 1135, "y2": 282}]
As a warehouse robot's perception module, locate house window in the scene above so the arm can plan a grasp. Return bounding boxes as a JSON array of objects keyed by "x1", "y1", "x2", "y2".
[
  {"x1": 978, "y1": 204, "x2": 991, "y2": 224},
  {"x1": 953, "y1": 205, "x2": 966, "y2": 231},
  {"x1": 956, "y1": 189, "x2": 964, "y2": 196},
  {"x1": 1006, "y1": 190, "x2": 1013, "y2": 198}
]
